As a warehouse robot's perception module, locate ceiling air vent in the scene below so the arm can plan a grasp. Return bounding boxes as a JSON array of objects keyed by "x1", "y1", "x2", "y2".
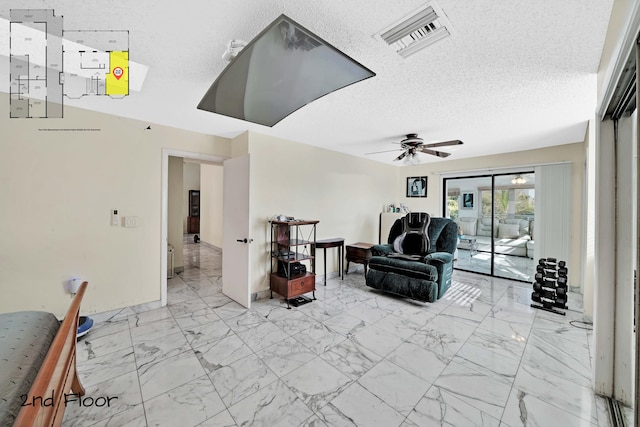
[{"x1": 375, "y1": 1, "x2": 453, "y2": 58}]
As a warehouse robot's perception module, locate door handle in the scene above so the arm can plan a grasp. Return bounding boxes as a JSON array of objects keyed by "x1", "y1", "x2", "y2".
[{"x1": 236, "y1": 238, "x2": 253, "y2": 243}]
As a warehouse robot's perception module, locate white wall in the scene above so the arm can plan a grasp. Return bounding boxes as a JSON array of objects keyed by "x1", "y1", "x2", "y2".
[
  {"x1": 0, "y1": 93, "x2": 231, "y2": 316},
  {"x1": 582, "y1": 120, "x2": 596, "y2": 320},
  {"x1": 200, "y1": 164, "x2": 224, "y2": 248},
  {"x1": 593, "y1": 0, "x2": 640, "y2": 403},
  {"x1": 613, "y1": 111, "x2": 637, "y2": 403},
  {"x1": 245, "y1": 131, "x2": 398, "y2": 295},
  {"x1": 182, "y1": 162, "x2": 201, "y2": 232}
]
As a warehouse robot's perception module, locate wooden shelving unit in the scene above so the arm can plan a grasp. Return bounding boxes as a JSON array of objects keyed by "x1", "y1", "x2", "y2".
[{"x1": 270, "y1": 220, "x2": 318, "y2": 308}]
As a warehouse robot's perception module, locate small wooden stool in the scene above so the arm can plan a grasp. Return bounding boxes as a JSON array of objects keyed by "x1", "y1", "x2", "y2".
[{"x1": 313, "y1": 238, "x2": 345, "y2": 285}]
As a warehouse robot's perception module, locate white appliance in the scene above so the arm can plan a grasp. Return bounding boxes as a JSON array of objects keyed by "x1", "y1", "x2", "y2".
[{"x1": 379, "y1": 212, "x2": 405, "y2": 244}]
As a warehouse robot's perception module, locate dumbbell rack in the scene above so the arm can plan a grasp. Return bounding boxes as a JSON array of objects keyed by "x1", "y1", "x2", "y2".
[{"x1": 531, "y1": 258, "x2": 568, "y2": 315}]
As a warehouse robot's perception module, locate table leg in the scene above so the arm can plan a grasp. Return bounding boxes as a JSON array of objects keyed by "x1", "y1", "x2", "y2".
[
  {"x1": 323, "y1": 247, "x2": 327, "y2": 286},
  {"x1": 340, "y1": 244, "x2": 344, "y2": 280}
]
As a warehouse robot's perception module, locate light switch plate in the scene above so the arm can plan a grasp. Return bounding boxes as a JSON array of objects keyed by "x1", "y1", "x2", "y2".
[{"x1": 111, "y1": 209, "x2": 120, "y2": 226}]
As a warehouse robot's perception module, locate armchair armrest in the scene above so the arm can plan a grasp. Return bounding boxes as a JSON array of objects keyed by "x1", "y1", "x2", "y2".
[
  {"x1": 423, "y1": 252, "x2": 454, "y2": 265},
  {"x1": 371, "y1": 244, "x2": 394, "y2": 257}
]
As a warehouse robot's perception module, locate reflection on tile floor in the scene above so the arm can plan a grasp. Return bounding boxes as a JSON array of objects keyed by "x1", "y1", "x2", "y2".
[
  {"x1": 63, "y1": 236, "x2": 624, "y2": 426},
  {"x1": 455, "y1": 249, "x2": 536, "y2": 282}
]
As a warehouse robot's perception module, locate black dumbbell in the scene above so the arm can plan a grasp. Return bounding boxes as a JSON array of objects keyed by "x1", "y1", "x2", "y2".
[
  {"x1": 533, "y1": 282, "x2": 542, "y2": 292},
  {"x1": 558, "y1": 260, "x2": 566, "y2": 268},
  {"x1": 556, "y1": 287, "x2": 567, "y2": 297},
  {"x1": 558, "y1": 267, "x2": 568, "y2": 277},
  {"x1": 557, "y1": 276, "x2": 567, "y2": 286},
  {"x1": 531, "y1": 292, "x2": 541, "y2": 302}
]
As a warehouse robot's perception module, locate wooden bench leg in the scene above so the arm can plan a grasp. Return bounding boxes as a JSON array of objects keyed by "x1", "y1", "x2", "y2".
[{"x1": 71, "y1": 368, "x2": 85, "y2": 396}]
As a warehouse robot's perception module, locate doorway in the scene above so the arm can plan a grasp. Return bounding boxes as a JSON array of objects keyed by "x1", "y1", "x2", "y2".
[
  {"x1": 444, "y1": 171, "x2": 536, "y2": 282},
  {"x1": 160, "y1": 149, "x2": 229, "y2": 307}
]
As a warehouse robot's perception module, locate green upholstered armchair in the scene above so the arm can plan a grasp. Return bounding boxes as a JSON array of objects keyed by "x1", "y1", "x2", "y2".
[{"x1": 365, "y1": 215, "x2": 458, "y2": 303}]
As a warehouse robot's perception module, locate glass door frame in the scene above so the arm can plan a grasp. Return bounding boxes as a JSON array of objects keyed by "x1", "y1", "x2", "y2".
[{"x1": 442, "y1": 170, "x2": 535, "y2": 283}]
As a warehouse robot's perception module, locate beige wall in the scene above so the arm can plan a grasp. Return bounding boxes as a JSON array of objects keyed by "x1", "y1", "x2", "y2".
[
  {"x1": 200, "y1": 164, "x2": 224, "y2": 248},
  {"x1": 0, "y1": 93, "x2": 231, "y2": 316},
  {"x1": 182, "y1": 162, "x2": 201, "y2": 232},
  {"x1": 397, "y1": 142, "x2": 586, "y2": 289},
  {"x1": 597, "y1": 0, "x2": 634, "y2": 94},
  {"x1": 245, "y1": 131, "x2": 398, "y2": 295}
]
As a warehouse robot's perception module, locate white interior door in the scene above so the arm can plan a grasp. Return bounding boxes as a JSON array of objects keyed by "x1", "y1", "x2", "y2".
[{"x1": 222, "y1": 154, "x2": 251, "y2": 307}]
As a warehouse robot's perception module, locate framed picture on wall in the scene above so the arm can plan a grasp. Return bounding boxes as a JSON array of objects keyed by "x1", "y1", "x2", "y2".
[
  {"x1": 406, "y1": 176, "x2": 428, "y2": 198},
  {"x1": 461, "y1": 192, "x2": 474, "y2": 208}
]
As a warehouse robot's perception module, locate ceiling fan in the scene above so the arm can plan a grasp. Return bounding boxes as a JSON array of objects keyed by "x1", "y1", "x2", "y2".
[{"x1": 366, "y1": 134, "x2": 463, "y2": 162}]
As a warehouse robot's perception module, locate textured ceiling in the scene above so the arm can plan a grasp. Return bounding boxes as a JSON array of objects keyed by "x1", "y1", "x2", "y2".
[{"x1": 0, "y1": 0, "x2": 614, "y2": 165}]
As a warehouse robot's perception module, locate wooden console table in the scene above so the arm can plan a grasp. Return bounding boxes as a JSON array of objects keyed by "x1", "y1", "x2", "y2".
[{"x1": 346, "y1": 242, "x2": 375, "y2": 275}]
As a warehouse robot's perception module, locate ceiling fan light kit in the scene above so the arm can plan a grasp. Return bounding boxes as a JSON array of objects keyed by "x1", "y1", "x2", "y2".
[{"x1": 366, "y1": 133, "x2": 463, "y2": 163}]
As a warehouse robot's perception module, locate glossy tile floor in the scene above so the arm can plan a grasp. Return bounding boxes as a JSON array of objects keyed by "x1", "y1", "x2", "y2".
[
  {"x1": 62, "y1": 237, "x2": 620, "y2": 426},
  {"x1": 455, "y1": 249, "x2": 536, "y2": 283}
]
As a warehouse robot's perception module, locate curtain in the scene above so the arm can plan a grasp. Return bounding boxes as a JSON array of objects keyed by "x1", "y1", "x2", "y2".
[{"x1": 534, "y1": 163, "x2": 571, "y2": 263}]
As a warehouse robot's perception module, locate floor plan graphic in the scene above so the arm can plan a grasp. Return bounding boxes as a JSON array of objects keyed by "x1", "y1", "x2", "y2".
[
  {"x1": 9, "y1": 9, "x2": 63, "y2": 118},
  {"x1": 9, "y1": 9, "x2": 130, "y2": 118}
]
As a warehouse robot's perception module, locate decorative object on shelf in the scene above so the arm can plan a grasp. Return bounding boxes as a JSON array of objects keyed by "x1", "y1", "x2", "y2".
[
  {"x1": 269, "y1": 219, "x2": 318, "y2": 309},
  {"x1": 461, "y1": 191, "x2": 474, "y2": 208},
  {"x1": 531, "y1": 258, "x2": 568, "y2": 315},
  {"x1": 406, "y1": 176, "x2": 428, "y2": 198}
]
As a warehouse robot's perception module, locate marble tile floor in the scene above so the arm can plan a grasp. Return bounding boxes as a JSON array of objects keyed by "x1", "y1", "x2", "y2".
[
  {"x1": 455, "y1": 249, "x2": 536, "y2": 283},
  {"x1": 63, "y1": 238, "x2": 622, "y2": 426}
]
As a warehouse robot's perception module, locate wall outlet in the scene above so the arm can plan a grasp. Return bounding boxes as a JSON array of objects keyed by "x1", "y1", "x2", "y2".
[{"x1": 124, "y1": 216, "x2": 138, "y2": 227}]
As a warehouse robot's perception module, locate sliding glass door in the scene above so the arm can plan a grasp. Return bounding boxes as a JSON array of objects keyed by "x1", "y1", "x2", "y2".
[{"x1": 444, "y1": 172, "x2": 535, "y2": 282}]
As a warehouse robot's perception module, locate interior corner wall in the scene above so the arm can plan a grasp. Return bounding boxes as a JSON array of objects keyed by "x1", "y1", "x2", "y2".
[
  {"x1": 593, "y1": 118, "x2": 616, "y2": 397},
  {"x1": 200, "y1": 164, "x2": 224, "y2": 248},
  {"x1": 183, "y1": 162, "x2": 201, "y2": 232},
  {"x1": 0, "y1": 92, "x2": 231, "y2": 316},
  {"x1": 397, "y1": 142, "x2": 586, "y2": 289},
  {"x1": 245, "y1": 132, "x2": 398, "y2": 295},
  {"x1": 582, "y1": 120, "x2": 597, "y2": 320},
  {"x1": 613, "y1": 110, "x2": 637, "y2": 404},
  {"x1": 168, "y1": 156, "x2": 184, "y2": 271}
]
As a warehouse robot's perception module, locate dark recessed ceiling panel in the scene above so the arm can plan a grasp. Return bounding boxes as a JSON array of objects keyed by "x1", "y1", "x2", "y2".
[{"x1": 197, "y1": 14, "x2": 376, "y2": 127}]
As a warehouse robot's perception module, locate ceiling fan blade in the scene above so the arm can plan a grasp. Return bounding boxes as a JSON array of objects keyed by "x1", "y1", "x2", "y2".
[
  {"x1": 365, "y1": 148, "x2": 403, "y2": 155},
  {"x1": 417, "y1": 147, "x2": 452, "y2": 158},
  {"x1": 422, "y1": 139, "x2": 464, "y2": 148},
  {"x1": 394, "y1": 151, "x2": 408, "y2": 161}
]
